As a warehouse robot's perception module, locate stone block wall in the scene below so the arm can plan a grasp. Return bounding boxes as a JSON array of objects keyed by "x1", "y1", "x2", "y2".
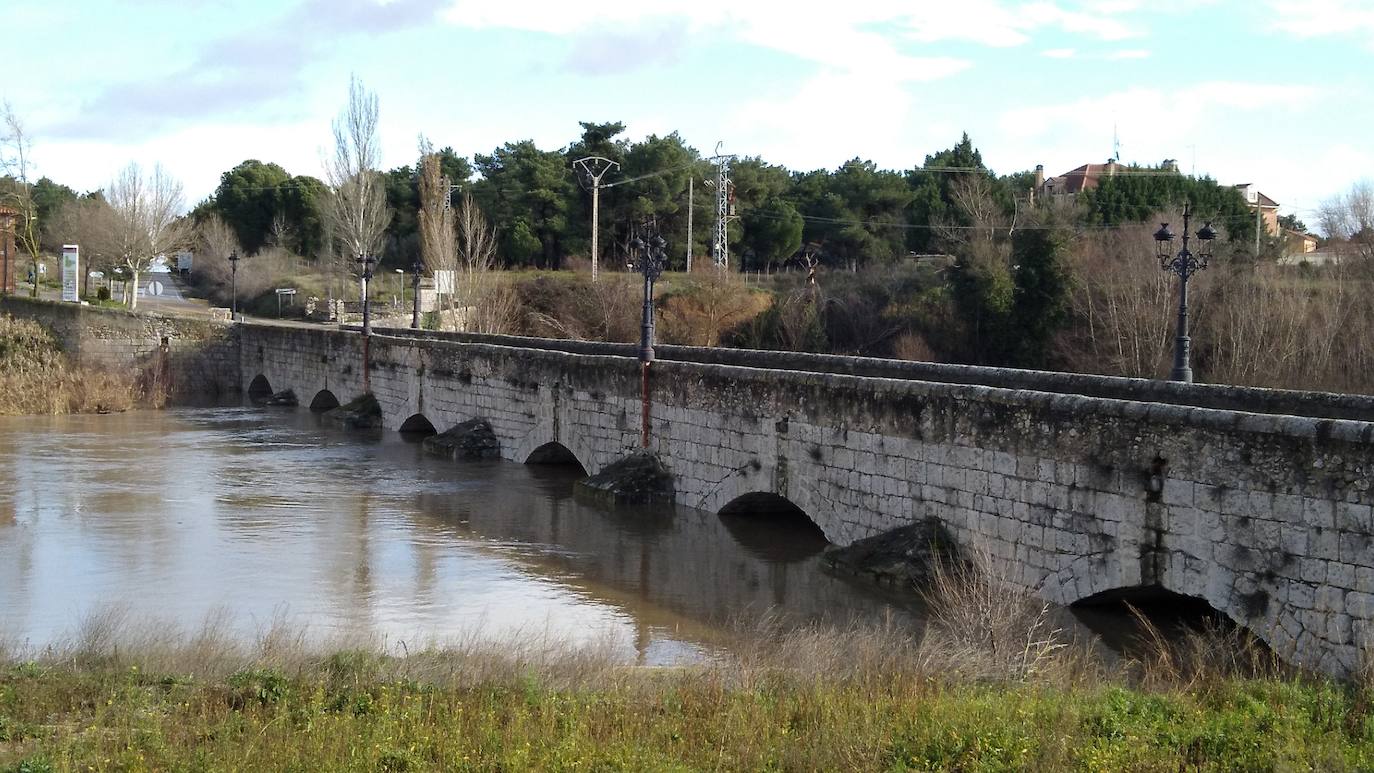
[{"x1": 0, "y1": 296, "x2": 240, "y2": 399}]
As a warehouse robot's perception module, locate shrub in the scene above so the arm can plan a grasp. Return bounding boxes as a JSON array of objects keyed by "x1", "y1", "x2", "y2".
[{"x1": 657, "y1": 271, "x2": 769, "y2": 347}]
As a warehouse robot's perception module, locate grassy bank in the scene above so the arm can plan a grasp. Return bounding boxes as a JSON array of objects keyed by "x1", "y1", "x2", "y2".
[
  {"x1": 3, "y1": 565, "x2": 1373, "y2": 771},
  {"x1": 0, "y1": 314, "x2": 138, "y2": 416},
  {"x1": 1, "y1": 635, "x2": 1370, "y2": 771}
]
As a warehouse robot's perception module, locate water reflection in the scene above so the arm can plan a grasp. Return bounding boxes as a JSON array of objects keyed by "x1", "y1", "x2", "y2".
[{"x1": 0, "y1": 408, "x2": 917, "y2": 663}]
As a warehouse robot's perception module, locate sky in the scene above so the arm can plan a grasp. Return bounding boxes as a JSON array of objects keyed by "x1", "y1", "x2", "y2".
[{"x1": 6, "y1": 0, "x2": 1373, "y2": 224}]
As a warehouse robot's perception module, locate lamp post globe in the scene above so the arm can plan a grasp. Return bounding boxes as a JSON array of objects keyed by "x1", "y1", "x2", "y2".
[{"x1": 632, "y1": 230, "x2": 667, "y2": 363}]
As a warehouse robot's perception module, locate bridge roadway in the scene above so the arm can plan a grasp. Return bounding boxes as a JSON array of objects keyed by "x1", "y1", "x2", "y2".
[{"x1": 235, "y1": 322, "x2": 1374, "y2": 676}]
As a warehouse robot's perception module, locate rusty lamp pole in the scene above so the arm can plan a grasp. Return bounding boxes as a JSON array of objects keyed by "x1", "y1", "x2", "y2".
[
  {"x1": 410, "y1": 258, "x2": 423, "y2": 329},
  {"x1": 227, "y1": 251, "x2": 240, "y2": 318},
  {"x1": 1154, "y1": 201, "x2": 1217, "y2": 383},
  {"x1": 631, "y1": 228, "x2": 667, "y2": 447},
  {"x1": 357, "y1": 253, "x2": 377, "y2": 336}
]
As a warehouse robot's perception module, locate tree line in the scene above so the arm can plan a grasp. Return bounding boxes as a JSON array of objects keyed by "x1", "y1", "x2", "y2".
[{"x1": 184, "y1": 125, "x2": 1261, "y2": 274}]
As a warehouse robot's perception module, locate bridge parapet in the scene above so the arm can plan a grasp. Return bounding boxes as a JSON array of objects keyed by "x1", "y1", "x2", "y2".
[{"x1": 368, "y1": 325, "x2": 1374, "y2": 422}]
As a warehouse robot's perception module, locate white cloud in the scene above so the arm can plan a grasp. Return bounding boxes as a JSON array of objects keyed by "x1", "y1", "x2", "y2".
[
  {"x1": 33, "y1": 121, "x2": 327, "y2": 205},
  {"x1": 1270, "y1": 0, "x2": 1374, "y2": 46},
  {"x1": 1043, "y1": 48, "x2": 1078, "y2": 58},
  {"x1": 724, "y1": 70, "x2": 929, "y2": 172},
  {"x1": 441, "y1": 0, "x2": 1142, "y2": 80},
  {"x1": 1000, "y1": 82, "x2": 1320, "y2": 152}
]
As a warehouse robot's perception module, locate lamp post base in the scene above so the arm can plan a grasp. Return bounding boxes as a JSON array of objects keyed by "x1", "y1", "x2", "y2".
[{"x1": 1170, "y1": 334, "x2": 1192, "y2": 383}]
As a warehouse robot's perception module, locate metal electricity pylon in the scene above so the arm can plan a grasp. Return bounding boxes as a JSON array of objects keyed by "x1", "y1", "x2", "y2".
[
  {"x1": 706, "y1": 143, "x2": 737, "y2": 271},
  {"x1": 573, "y1": 156, "x2": 620, "y2": 281}
]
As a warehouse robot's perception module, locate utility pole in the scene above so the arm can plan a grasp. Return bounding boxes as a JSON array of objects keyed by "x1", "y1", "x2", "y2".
[
  {"x1": 707, "y1": 143, "x2": 737, "y2": 271},
  {"x1": 573, "y1": 156, "x2": 619, "y2": 282},
  {"x1": 685, "y1": 177, "x2": 693, "y2": 273}
]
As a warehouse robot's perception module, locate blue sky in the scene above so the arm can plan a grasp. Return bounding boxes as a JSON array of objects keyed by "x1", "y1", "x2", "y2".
[{"x1": 7, "y1": 0, "x2": 1373, "y2": 224}]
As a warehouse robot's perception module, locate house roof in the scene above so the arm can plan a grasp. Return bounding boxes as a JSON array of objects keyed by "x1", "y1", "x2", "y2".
[
  {"x1": 1046, "y1": 163, "x2": 1118, "y2": 195},
  {"x1": 1234, "y1": 184, "x2": 1279, "y2": 208}
]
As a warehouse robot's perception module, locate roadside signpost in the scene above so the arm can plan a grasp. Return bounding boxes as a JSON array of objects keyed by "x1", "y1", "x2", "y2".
[
  {"x1": 61, "y1": 244, "x2": 79, "y2": 302},
  {"x1": 276, "y1": 287, "x2": 296, "y2": 317}
]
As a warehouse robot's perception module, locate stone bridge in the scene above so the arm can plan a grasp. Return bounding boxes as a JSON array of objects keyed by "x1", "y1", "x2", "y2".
[{"x1": 237, "y1": 322, "x2": 1374, "y2": 675}]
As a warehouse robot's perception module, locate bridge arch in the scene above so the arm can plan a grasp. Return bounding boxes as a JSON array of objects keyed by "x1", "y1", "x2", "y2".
[
  {"x1": 1070, "y1": 584, "x2": 1287, "y2": 667},
  {"x1": 399, "y1": 413, "x2": 438, "y2": 437},
  {"x1": 309, "y1": 389, "x2": 341, "y2": 412},
  {"x1": 718, "y1": 492, "x2": 829, "y2": 562},
  {"x1": 524, "y1": 441, "x2": 588, "y2": 475},
  {"x1": 247, "y1": 374, "x2": 273, "y2": 400},
  {"x1": 1043, "y1": 554, "x2": 1305, "y2": 669}
]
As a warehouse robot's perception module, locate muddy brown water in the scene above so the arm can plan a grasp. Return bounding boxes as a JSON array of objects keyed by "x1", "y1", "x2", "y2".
[
  {"x1": 0, "y1": 406, "x2": 1199, "y2": 665},
  {"x1": 0, "y1": 407, "x2": 930, "y2": 664}
]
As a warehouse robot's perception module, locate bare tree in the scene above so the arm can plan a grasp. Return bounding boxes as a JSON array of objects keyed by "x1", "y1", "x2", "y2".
[
  {"x1": 197, "y1": 212, "x2": 242, "y2": 261},
  {"x1": 417, "y1": 141, "x2": 456, "y2": 276},
  {"x1": 323, "y1": 76, "x2": 390, "y2": 301},
  {"x1": 105, "y1": 162, "x2": 191, "y2": 310},
  {"x1": 1317, "y1": 180, "x2": 1374, "y2": 261},
  {"x1": 1055, "y1": 221, "x2": 1174, "y2": 379},
  {"x1": 1, "y1": 102, "x2": 41, "y2": 296},
  {"x1": 453, "y1": 193, "x2": 519, "y2": 334}
]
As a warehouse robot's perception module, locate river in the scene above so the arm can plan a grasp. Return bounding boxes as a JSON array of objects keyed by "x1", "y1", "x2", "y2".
[{"x1": 0, "y1": 406, "x2": 924, "y2": 664}]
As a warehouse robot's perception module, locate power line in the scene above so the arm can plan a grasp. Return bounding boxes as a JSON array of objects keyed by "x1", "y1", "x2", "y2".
[
  {"x1": 601, "y1": 160, "x2": 699, "y2": 189},
  {"x1": 743, "y1": 206, "x2": 1283, "y2": 234}
]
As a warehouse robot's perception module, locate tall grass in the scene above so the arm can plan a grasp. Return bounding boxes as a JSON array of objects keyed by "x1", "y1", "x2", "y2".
[
  {"x1": 4, "y1": 564, "x2": 1373, "y2": 770},
  {"x1": 0, "y1": 314, "x2": 138, "y2": 415}
]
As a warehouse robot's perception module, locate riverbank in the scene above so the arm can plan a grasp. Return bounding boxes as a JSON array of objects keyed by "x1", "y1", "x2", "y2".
[
  {"x1": 0, "y1": 313, "x2": 139, "y2": 415},
  {"x1": 3, "y1": 561, "x2": 1372, "y2": 771},
  {"x1": 0, "y1": 629, "x2": 1369, "y2": 771}
]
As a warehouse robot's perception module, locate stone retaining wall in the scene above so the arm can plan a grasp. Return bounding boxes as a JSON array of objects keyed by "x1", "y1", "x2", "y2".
[{"x1": 0, "y1": 296, "x2": 239, "y2": 398}]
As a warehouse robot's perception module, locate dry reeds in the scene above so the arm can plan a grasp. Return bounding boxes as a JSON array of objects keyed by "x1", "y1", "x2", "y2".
[
  {"x1": 1124, "y1": 603, "x2": 1290, "y2": 691},
  {"x1": 1059, "y1": 225, "x2": 1374, "y2": 392},
  {"x1": 0, "y1": 313, "x2": 139, "y2": 415},
  {"x1": 919, "y1": 547, "x2": 1084, "y2": 684}
]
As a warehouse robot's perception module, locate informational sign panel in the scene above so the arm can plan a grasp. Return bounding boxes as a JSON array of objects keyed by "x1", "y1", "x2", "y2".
[
  {"x1": 61, "y1": 244, "x2": 79, "y2": 302},
  {"x1": 176, "y1": 252, "x2": 193, "y2": 272},
  {"x1": 433, "y1": 269, "x2": 455, "y2": 295}
]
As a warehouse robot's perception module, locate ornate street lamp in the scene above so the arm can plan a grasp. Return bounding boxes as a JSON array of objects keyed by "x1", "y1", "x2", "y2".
[
  {"x1": 1154, "y1": 201, "x2": 1217, "y2": 383},
  {"x1": 227, "y1": 251, "x2": 240, "y2": 318},
  {"x1": 357, "y1": 253, "x2": 377, "y2": 336},
  {"x1": 631, "y1": 227, "x2": 667, "y2": 447},
  {"x1": 410, "y1": 258, "x2": 423, "y2": 329},
  {"x1": 631, "y1": 230, "x2": 667, "y2": 363}
]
